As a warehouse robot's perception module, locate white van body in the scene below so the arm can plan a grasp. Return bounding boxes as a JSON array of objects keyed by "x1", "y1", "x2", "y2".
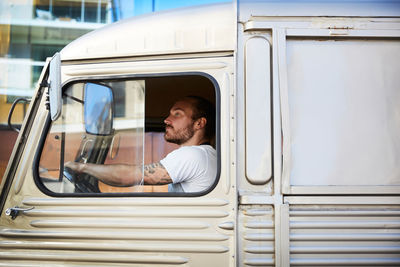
[{"x1": 1, "y1": 1, "x2": 400, "y2": 266}]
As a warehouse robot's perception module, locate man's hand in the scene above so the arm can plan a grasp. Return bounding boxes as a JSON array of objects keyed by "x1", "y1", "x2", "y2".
[{"x1": 64, "y1": 161, "x2": 85, "y2": 173}]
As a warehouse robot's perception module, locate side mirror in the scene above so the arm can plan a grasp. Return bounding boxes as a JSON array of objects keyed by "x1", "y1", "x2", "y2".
[
  {"x1": 49, "y1": 52, "x2": 62, "y2": 121},
  {"x1": 84, "y1": 83, "x2": 114, "y2": 135}
]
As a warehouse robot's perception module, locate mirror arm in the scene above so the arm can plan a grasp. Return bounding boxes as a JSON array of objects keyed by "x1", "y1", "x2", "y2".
[
  {"x1": 40, "y1": 81, "x2": 51, "y2": 111},
  {"x1": 7, "y1": 98, "x2": 31, "y2": 133},
  {"x1": 58, "y1": 131, "x2": 66, "y2": 182}
]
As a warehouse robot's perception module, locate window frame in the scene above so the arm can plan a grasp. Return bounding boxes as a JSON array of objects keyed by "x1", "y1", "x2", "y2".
[{"x1": 33, "y1": 71, "x2": 221, "y2": 197}]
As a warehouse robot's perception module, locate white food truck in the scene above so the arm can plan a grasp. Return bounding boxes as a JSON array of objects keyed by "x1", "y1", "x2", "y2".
[{"x1": 1, "y1": 0, "x2": 400, "y2": 266}]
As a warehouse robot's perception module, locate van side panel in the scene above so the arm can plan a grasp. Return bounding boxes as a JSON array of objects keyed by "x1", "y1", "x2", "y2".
[
  {"x1": 238, "y1": 1, "x2": 400, "y2": 266},
  {"x1": 285, "y1": 197, "x2": 400, "y2": 266},
  {"x1": 0, "y1": 56, "x2": 237, "y2": 267}
]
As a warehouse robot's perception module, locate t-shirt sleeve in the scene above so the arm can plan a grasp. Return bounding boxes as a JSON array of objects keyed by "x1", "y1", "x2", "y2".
[{"x1": 160, "y1": 147, "x2": 206, "y2": 184}]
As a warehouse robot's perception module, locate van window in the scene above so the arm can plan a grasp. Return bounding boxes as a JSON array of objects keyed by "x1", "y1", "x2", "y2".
[
  {"x1": 36, "y1": 75, "x2": 217, "y2": 195},
  {"x1": 245, "y1": 36, "x2": 272, "y2": 184}
]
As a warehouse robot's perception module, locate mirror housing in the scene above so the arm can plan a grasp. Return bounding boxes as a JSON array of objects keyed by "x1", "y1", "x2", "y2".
[
  {"x1": 84, "y1": 83, "x2": 114, "y2": 135},
  {"x1": 49, "y1": 52, "x2": 62, "y2": 121}
]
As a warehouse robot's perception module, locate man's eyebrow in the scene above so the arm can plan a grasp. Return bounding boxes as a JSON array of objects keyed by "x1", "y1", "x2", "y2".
[{"x1": 171, "y1": 108, "x2": 184, "y2": 112}]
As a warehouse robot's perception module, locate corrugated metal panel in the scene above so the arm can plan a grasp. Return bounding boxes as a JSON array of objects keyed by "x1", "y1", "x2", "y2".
[
  {"x1": 238, "y1": 205, "x2": 275, "y2": 266},
  {"x1": 0, "y1": 197, "x2": 232, "y2": 266},
  {"x1": 289, "y1": 204, "x2": 400, "y2": 266}
]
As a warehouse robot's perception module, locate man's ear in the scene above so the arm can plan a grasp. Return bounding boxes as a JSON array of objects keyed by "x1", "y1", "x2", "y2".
[{"x1": 194, "y1": 117, "x2": 207, "y2": 130}]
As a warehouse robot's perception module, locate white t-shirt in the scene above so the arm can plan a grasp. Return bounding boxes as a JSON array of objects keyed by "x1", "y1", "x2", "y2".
[{"x1": 160, "y1": 145, "x2": 217, "y2": 193}]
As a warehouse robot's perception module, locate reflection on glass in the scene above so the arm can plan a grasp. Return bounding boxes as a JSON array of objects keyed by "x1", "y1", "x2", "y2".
[
  {"x1": 39, "y1": 80, "x2": 145, "y2": 193},
  {"x1": 84, "y1": 83, "x2": 113, "y2": 136}
]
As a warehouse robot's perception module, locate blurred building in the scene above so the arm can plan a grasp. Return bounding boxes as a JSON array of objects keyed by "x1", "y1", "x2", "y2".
[{"x1": 0, "y1": 0, "x2": 229, "y2": 178}]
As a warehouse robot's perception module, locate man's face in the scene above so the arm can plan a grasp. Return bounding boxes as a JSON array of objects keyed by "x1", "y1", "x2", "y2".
[{"x1": 164, "y1": 100, "x2": 196, "y2": 145}]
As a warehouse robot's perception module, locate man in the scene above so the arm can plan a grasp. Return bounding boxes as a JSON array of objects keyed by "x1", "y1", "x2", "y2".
[{"x1": 65, "y1": 96, "x2": 216, "y2": 193}]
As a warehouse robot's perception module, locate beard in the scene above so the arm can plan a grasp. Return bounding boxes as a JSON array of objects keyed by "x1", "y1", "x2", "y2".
[{"x1": 164, "y1": 124, "x2": 195, "y2": 145}]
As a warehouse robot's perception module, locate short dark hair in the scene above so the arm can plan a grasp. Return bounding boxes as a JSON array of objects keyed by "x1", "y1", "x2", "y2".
[{"x1": 185, "y1": 96, "x2": 215, "y2": 140}]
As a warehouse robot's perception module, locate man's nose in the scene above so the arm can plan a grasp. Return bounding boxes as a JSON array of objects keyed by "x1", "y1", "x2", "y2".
[{"x1": 164, "y1": 116, "x2": 171, "y2": 125}]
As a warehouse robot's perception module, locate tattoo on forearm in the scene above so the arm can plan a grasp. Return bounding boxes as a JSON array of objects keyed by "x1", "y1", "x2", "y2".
[
  {"x1": 143, "y1": 162, "x2": 172, "y2": 185},
  {"x1": 144, "y1": 162, "x2": 163, "y2": 175}
]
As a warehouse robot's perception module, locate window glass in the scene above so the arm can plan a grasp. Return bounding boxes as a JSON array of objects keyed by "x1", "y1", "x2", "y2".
[
  {"x1": 38, "y1": 75, "x2": 217, "y2": 195},
  {"x1": 245, "y1": 36, "x2": 272, "y2": 184},
  {"x1": 39, "y1": 80, "x2": 145, "y2": 193}
]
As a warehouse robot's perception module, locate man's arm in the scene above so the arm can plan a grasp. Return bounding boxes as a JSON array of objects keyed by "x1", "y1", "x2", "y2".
[
  {"x1": 143, "y1": 162, "x2": 172, "y2": 185},
  {"x1": 64, "y1": 161, "x2": 172, "y2": 187}
]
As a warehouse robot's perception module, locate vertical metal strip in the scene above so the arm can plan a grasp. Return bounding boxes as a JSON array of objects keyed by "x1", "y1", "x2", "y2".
[
  {"x1": 274, "y1": 203, "x2": 282, "y2": 267},
  {"x1": 271, "y1": 28, "x2": 282, "y2": 197},
  {"x1": 280, "y1": 203, "x2": 290, "y2": 267},
  {"x1": 273, "y1": 27, "x2": 288, "y2": 267},
  {"x1": 275, "y1": 29, "x2": 291, "y2": 194},
  {"x1": 224, "y1": 72, "x2": 232, "y2": 195}
]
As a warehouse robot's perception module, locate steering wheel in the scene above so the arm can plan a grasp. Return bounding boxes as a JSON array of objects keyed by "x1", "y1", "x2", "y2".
[
  {"x1": 63, "y1": 166, "x2": 77, "y2": 183},
  {"x1": 63, "y1": 165, "x2": 100, "y2": 193}
]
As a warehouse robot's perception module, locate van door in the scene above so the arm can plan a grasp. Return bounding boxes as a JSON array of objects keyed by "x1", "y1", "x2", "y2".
[
  {"x1": 274, "y1": 17, "x2": 400, "y2": 265},
  {"x1": 0, "y1": 56, "x2": 236, "y2": 266},
  {"x1": 237, "y1": 3, "x2": 400, "y2": 264}
]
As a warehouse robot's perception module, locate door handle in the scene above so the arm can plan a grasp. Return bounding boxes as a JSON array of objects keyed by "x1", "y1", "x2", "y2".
[{"x1": 5, "y1": 206, "x2": 34, "y2": 220}]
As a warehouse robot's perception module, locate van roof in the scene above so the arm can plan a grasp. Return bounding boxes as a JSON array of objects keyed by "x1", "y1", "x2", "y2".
[
  {"x1": 61, "y1": 0, "x2": 399, "y2": 61},
  {"x1": 60, "y1": 2, "x2": 236, "y2": 61}
]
